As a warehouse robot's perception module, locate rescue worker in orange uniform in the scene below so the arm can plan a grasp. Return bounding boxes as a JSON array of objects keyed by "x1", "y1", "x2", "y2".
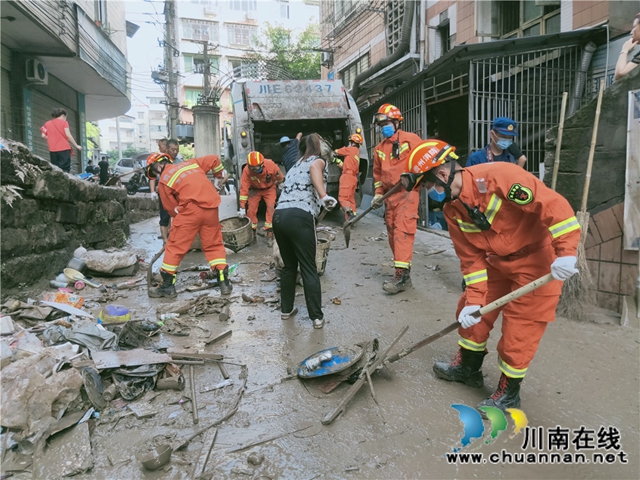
[
  {"x1": 371, "y1": 104, "x2": 423, "y2": 294},
  {"x1": 401, "y1": 140, "x2": 580, "y2": 411},
  {"x1": 238, "y1": 151, "x2": 283, "y2": 246},
  {"x1": 148, "y1": 154, "x2": 232, "y2": 298},
  {"x1": 334, "y1": 133, "x2": 363, "y2": 222}
]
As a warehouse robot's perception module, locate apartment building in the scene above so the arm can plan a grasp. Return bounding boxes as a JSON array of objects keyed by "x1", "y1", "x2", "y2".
[
  {"x1": 175, "y1": 0, "x2": 320, "y2": 128},
  {"x1": 1, "y1": 0, "x2": 136, "y2": 172}
]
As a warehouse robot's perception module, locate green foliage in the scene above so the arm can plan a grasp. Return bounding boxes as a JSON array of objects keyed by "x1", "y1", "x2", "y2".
[
  {"x1": 86, "y1": 122, "x2": 100, "y2": 150},
  {"x1": 106, "y1": 146, "x2": 146, "y2": 165},
  {"x1": 249, "y1": 23, "x2": 321, "y2": 80},
  {"x1": 179, "y1": 144, "x2": 195, "y2": 160}
]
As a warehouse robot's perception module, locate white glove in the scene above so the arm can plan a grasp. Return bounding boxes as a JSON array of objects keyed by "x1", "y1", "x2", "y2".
[
  {"x1": 371, "y1": 194, "x2": 384, "y2": 209},
  {"x1": 238, "y1": 208, "x2": 246, "y2": 218},
  {"x1": 320, "y1": 195, "x2": 338, "y2": 210},
  {"x1": 151, "y1": 192, "x2": 158, "y2": 200},
  {"x1": 550, "y1": 256, "x2": 578, "y2": 281},
  {"x1": 458, "y1": 305, "x2": 482, "y2": 329}
]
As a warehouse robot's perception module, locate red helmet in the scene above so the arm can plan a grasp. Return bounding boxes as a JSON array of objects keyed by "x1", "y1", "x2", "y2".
[
  {"x1": 402, "y1": 139, "x2": 458, "y2": 190},
  {"x1": 349, "y1": 133, "x2": 363, "y2": 145},
  {"x1": 374, "y1": 103, "x2": 403, "y2": 124},
  {"x1": 146, "y1": 153, "x2": 171, "y2": 179},
  {"x1": 247, "y1": 151, "x2": 264, "y2": 167}
]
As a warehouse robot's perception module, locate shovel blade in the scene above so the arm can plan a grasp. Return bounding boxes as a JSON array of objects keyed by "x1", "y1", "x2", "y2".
[{"x1": 343, "y1": 224, "x2": 351, "y2": 248}]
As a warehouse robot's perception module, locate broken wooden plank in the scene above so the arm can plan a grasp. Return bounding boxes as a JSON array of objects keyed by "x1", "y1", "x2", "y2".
[
  {"x1": 204, "y1": 329, "x2": 232, "y2": 346},
  {"x1": 167, "y1": 349, "x2": 223, "y2": 361},
  {"x1": 218, "y1": 305, "x2": 231, "y2": 321},
  {"x1": 191, "y1": 428, "x2": 218, "y2": 478},
  {"x1": 92, "y1": 349, "x2": 171, "y2": 370},
  {"x1": 226, "y1": 424, "x2": 314, "y2": 453}
]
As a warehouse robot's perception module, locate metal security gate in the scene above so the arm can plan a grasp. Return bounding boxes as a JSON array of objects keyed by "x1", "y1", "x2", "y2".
[{"x1": 469, "y1": 45, "x2": 584, "y2": 175}]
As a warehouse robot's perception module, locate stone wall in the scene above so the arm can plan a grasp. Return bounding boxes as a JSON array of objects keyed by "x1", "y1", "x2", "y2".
[
  {"x1": 0, "y1": 140, "x2": 157, "y2": 289},
  {"x1": 544, "y1": 68, "x2": 640, "y2": 314}
]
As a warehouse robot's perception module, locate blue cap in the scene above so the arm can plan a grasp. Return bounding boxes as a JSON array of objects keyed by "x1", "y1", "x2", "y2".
[
  {"x1": 279, "y1": 136, "x2": 291, "y2": 144},
  {"x1": 492, "y1": 117, "x2": 518, "y2": 136}
]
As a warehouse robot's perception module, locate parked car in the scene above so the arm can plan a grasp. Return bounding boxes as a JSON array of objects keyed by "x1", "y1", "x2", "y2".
[{"x1": 114, "y1": 157, "x2": 146, "y2": 184}]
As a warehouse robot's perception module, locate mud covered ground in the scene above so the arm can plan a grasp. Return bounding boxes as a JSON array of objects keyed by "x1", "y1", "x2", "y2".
[{"x1": 8, "y1": 193, "x2": 639, "y2": 479}]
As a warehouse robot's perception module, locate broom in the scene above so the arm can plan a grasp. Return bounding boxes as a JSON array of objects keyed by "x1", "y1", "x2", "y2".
[{"x1": 557, "y1": 80, "x2": 604, "y2": 321}]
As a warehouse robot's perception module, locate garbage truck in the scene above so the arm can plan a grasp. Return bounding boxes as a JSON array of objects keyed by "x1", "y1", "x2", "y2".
[{"x1": 225, "y1": 79, "x2": 370, "y2": 208}]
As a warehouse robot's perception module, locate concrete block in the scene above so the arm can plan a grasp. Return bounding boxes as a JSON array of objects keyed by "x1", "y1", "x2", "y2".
[
  {"x1": 31, "y1": 171, "x2": 72, "y2": 201},
  {"x1": 592, "y1": 208, "x2": 622, "y2": 243},
  {"x1": 599, "y1": 237, "x2": 622, "y2": 263},
  {"x1": 598, "y1": 262, "x2": 621, "y2": 294},
  {"x1": 0, "y1": 199, "x2": 39, "y2": 229},
  {"x1": 596, "y1": 291, "x2": 621, "y2": 313},
  {"x1": 588, "y1": 216, "x2": 602, "y2": 245},
  {"x1": 585, "y1": 244, "x2": 600, "y2": 261},
  {"x1": 0, "y1": 248, "x2": 70, "y2": 288},
  {"x1": 587, "y1": 260, "x2": 600, "y2": 280},
  {"x1": 56, "y1": 203, "x2": 89, "y2": 224},
  {"x1": 0, "y1": 228, "x2": 31, "y2": 257},
  {"x1": 621, "y1": 248, "x2": 639, "y2": 265},
  {"x1": 620, "y1": 264, "x2": 639, "y2": 296},
  {"x1": 610, "y1": 202, "x2": 625, "y2": 230}
]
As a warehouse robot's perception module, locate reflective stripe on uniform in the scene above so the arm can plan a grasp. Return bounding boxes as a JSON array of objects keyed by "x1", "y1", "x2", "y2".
[
  {"x1": 208, "y1": 258, "x2": 226, "y2": 268},
  {"x1": 463, "y1": 269, "x2": 487, "y2": 286},
  {"x1": 239, "y1": 195, "x2": 248, "y2": 201},
  {"x1": 213, "y1": 163, "x2": 224, "y2": 173},
  {"x1": 161, "y1": 262, "x2": 178, "y2": 273},
  {"x1": 394, "y1": 261, "x2": 410, "y2": 268},
  {"x1": 167, "y1": 163, "x2": 199, "y2": 187},
  {"x1": 354, "y1": 155, "x2": 359, "y2": 161},
  {"x1": 264, "y1": 222, "x2": 272, "y2": 228},
  {"x1": 456, "y1": 218, "x2": 482, "y2": 233},
  {"x1": 549, "y1": 216, "x2": 580, "y2": 239},
  {"x1": 484, "y1": 194, "x2": 502, "y2": 224},
  {"x1": 399, "y1": 142, "x2": 410, "y2": 154},
  {"x1": 374, "y1": 181, "x2": 382, "y2": 188},
  {"x1": 458, "y1": 337, "x2": 487, "y2": 352},
  {"x1": 498, "y1": 357, "x2": 527, "y2": 378},
  {"x1": 376, "y1": 150, "x2": 386, "y2": 161}
]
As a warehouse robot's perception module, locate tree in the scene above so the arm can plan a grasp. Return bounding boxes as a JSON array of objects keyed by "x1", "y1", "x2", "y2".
[
  {"x1": 179, "y1": 144, "x2": 194, "y2": 160},
  {"x1": 86, "y1": 122, "x2": 100, "y2": 151},
  {"x1": 249, "y1": 23, "x2": 321, "y2": 80}
]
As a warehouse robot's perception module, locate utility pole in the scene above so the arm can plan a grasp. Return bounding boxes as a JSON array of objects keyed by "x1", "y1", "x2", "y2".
[
  {"x1": 115, "y1": 116, "x2": 122, "y2": 161},
  {"x1": 164, "y1": 0, "x2": 179, "y2": 139},
  {"x1": 202, "y1": 42, "x2": 211, "y2": 102}
]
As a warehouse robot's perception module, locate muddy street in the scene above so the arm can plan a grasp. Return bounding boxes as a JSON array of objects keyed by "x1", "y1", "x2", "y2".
[{"x1": 2, "y1": 193, "x2": 639, "y2": 480}]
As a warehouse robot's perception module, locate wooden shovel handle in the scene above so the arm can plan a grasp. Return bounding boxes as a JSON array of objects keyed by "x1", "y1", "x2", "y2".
[{"x1": 343, "y1": 181, "x2": 403, "y2": 229}]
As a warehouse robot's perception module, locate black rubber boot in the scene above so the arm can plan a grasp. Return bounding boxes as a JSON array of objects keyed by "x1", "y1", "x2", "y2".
[
  {"x1": 383, "y1": 268, "x2": 412, "y2": 294},
  {"x1": 432, "y1": 347, "x2": 487, "y2": 388},
  {"x1": 216, "y1": 266, "x2": 233, "y2": 296},
  {"x1": 149, "y1": 271, "x2": 177, "y2": 298},
  {"x1": 477, "y1": 373, "x2": 522, "y2": 412}
]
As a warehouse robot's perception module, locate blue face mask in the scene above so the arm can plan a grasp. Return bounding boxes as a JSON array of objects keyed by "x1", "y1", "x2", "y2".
[
  {"x1": 428, "y1": 187, "x2": 446, "y2": 202},
  {"x1": 381, "y1": 125, "x2": 395, "y2": 138},
  {"x1": 496, "y1": 139, "x2": 513, "y2": 150},
  {"x1": 251, "y1": 166, "x2": 263, "y2": 174}
]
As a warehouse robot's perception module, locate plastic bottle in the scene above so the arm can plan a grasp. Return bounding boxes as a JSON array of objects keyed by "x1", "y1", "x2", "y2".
[{"x1": 228, "y1": 263, "x2": 239, "y2": 276}]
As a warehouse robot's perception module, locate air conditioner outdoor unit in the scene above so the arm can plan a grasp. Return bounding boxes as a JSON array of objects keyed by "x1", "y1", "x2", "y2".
[
  {"x1": 321, "y1": 51, "x2": 333, "y2": 66},
  {"x1": 246, "y1": 11, "x2": 256, "y2": 20},
  {"x1": 203, "y1": 5, "x2": 217, "y2": 15},
  {"x1": 26, "y1": 59, "x2": 48, "y2": 85}
]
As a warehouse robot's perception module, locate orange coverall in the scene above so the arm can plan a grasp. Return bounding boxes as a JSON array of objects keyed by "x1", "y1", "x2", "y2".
[
  {"x1": 335, "y1": 146, "x2": 360, "y2": 213},
  {"x1": 444, "y1": 162, "x2": 580, "y2": 378},
  {"x1": 373, "y1": 130, "x2": 424, "y2": 269},
  {"x1": 158, "y1": 155, "x2": 227, "y2": 274},
  {"x1": 239, "y1": 159, "x2": 283, "y2": 230}
]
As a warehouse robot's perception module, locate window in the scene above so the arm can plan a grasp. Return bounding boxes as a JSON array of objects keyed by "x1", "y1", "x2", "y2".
[
  {"x1": 150, "y1": 111, "x2": 165, "y2": 120},
  {"x1": 184, "y1": 55, "x2": 220, "y2": 74},
  {"x1": 184, "y1": 89, "x2": 201, "y2": 107},
  {"x1": 149, "y1": 97, "x2": 164, "y2": 105},
  {"x1": 94, "y1": 0, "x2": 107, "y2": 25},
  {"x1": 151, "y1": 125, "x2": 165, "y2": 133},
  {"x1": 438, "y1": 21, "x2": 451, "y2": 56},
  {"x1": 227, "y1": 24, "x2": 258, "y2": 46},
  {"x1": 279, "y1": 0, "x2": 289, "y2": 19},
  {"x1": 339, "y1": 54, "x2": 369, "y2": 90},
  {"x1": 137, "y1": 111, "x2": 145, "y2": 119},
  {"x1": 191, "y1": 0, "x2": 216, "y2": 4},
  {"x1": 500, "y1": 1, "x2": 560, "y2": 39},
  {"x1": 230, "y1": 59, "x2": 259, "y2": 78},
  {"x1": 182, "y1": 19, "x2": 219, "y2": 42},
  {"x1": 229, "y1": 0, "x2": 257, "y2": 11},
  {"x1": 334, "y1": 0, "x2": 357, "y2": 22}
]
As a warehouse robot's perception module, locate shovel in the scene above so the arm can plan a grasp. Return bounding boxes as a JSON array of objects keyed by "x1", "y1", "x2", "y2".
[
  {"x1": 386, "y1": 273, "x2": 555, "y2": 363},
  {"x1": 343, "y1": 181, "x2": 403, "y2": 248}
]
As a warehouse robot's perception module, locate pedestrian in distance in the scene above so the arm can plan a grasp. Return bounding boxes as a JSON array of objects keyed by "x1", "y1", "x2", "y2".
[
  {"x1": 273, "y1": 133, "x2": 337, "y2": 329},
  {"x1": 371, "y1": 104, "x2": 424, "y2": 294},
  {"x1": 334, "y1": 133, "x2": 363, "y2": 222},
  {"x1": 614, "y1": 12, "x2": 640, "y2": 81},
  {"x1": 466, "y1": 117, "x2": 526, "y2": 168},
  {"x1": 98, "y1": 155, "x2": 110, "y2": 185},
  {"x1": 157, "y1": 138, "x2": 168, "y2": 154},
  {"x1": 238, "y1": 151, "x2": 283, "y2": 247},
  {"x1": 147, "y1": 153, "x2": 232, "y2": 298},
  {"x1": 280, "y1": 132, "x2": 303, "y2": 173},
  {"x1": 401, "y1": 139, "x2": 580, "y2": 412},
  {"x1": 40, "y1": 108, "x2": 82, "y2": 173},
  {"x1": 85, "y1": 160, "x2": 97, "y2": 174}
]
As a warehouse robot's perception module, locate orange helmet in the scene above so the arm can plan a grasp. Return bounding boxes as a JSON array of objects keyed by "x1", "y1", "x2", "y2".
[
  {"x1": 349, "y1": 133, "x2": 363, "y2": 145},
  {"x1": 374, "y1": 103, "x2": 403, "y2": 124},
  {"x1": 402, "y1": 139, "x2": 458, "y2": 190},
  {"x1": 146, "y1": 153, "x2": 171, "y2": 179},
  {"x1": 247, "y1": 151, "x2": 264, "y2": 167}
]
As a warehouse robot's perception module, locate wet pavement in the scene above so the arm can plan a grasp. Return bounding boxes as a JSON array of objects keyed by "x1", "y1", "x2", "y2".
[{"x1": 7, "y1": 192, "x2": 639, "y2": 479}]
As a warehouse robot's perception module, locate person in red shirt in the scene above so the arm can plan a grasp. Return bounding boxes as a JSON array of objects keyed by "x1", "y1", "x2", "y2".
[
  {"x1": 401, "y1": 139, "x2": 580, "y2": 412},
  {"x1": 334, "y1": 133, "x2": 363, "y2": 222},
  {"x1": 371, "y1": 104, "x2": 423, "y2": 294},
  {"x1": 147, "y1": 154, "x2": 232, "y2": 298},
  {"x1": 40, "y1": 108, "x2": 81, "y2": 172},
  {"x1": 238, "y1": 151, "x2": 283, "y2": 246}
]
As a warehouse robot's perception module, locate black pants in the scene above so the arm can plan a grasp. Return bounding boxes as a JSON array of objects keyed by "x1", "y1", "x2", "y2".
[
  {"x1": 50, "y1": 150, "x2": 71, "y2": 172},
  {"x1": 159, "y1": 197, "x2": 170, "y2": 227},
  {"x1": 273, "y1": 207, "x2": 323, "y2": 321}
]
